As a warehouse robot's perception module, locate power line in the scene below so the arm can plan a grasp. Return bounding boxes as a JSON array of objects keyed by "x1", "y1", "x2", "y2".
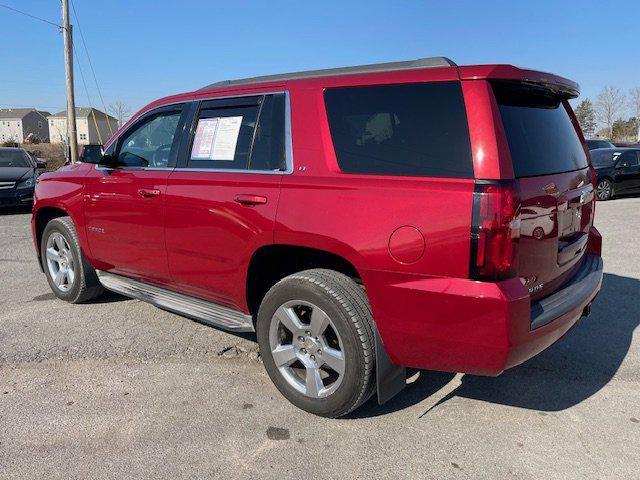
[
  {"x1": 69, "y1": 0, "x2": 113, "y2": 135},
  {"x1": 0, "y1": 103, "x2": 62, "y2": 111},
  {"x1": 71, "y1": 37, "x2": 104, "y2": 144},
  {"x1": 0, "y1": 2, "x2": 60, "y2": 28}
]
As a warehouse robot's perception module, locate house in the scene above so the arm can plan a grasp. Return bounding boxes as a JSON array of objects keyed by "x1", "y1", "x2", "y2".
[
  {"x1": 48, "y1": 108, "x2": 118, "y2": 145},
  {"x1": 0, "y1": 108, "x2": 51, "y2": 143}
]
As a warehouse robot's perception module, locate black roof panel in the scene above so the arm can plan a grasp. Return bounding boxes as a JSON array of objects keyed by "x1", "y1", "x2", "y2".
[{"x1": 200, "y1": 57, "x2": 457, "y2": 90}]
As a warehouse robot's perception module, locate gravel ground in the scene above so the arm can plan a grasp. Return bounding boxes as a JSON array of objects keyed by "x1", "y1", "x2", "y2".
[{"x1": 0, "y1": 198, "x2": 639, "y2": 479}]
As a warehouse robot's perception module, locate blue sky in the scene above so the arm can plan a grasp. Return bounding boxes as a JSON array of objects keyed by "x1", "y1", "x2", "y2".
[{"x1": 1, "y1": 0, "x2": 639, "y2": 119}]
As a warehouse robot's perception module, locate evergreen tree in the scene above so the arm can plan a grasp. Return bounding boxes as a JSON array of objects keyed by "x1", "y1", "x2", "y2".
[{"x1": 575, "y1": 99, "x2": 597, "y2": 138}]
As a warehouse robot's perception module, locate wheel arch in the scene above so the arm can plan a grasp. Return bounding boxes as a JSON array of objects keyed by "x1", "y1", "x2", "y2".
[
  {"x1": 34, "y1": 206, "x2": 70, "y2": 265},
  {"x1": 246, "y1": 244, "x2": 363, "y2": 317}
]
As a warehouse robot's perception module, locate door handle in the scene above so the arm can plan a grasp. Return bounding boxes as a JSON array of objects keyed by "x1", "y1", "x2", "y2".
[
  {"x1": 234, "y1": 194, "x2": 267, "y2": 206},
  {"x1": 138, "y1": 188, "x2": 161, "y2": 198}
]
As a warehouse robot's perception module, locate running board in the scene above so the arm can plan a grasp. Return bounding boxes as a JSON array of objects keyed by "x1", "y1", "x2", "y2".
[{"x1": 96, "y1": 271, "x2": 254, "y2": 333}]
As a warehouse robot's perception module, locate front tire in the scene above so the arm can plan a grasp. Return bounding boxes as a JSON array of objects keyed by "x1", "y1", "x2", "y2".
[
  {"x1": 596, "y1": 178, "x2": 613, "y2": 201},
  {"x1": 256, "y1": 269, "x2": 376, "y2": 417},
  {"x1": 41, "y1": 216, "x2": 104, "y2": 303}
]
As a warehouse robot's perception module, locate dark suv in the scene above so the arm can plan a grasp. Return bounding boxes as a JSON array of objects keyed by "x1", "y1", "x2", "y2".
[
  {"x1": 32, "y1": 57, "x2": 603, "y2": 417},
  {"x1": 0, "y1": 147, "x2": 44, "y2": 207},
  {"x1": 591, "y1": 148, "x2": 640, "y2": 200}
]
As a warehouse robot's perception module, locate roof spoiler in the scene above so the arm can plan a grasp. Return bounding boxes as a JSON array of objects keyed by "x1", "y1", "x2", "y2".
[
  {"x1": 200, "y1": 57, "x2": 457, "y2": 90},
  {"x1": 458, "y1": 65, "x2": 580, "y2": 99}
]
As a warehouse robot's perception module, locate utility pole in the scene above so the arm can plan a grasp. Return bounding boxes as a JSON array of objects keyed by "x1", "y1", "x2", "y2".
[{"x1": 61, "y1": 0, "x2": 78, "y2": 163}]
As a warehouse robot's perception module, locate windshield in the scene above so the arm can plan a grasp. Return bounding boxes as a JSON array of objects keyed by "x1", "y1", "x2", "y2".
[
  {"x1": 587, "y1": 140, "x2": 613, "y2": 150},
  {"x1": 0, "y1": 149, "x2": 32, "y2": 168}
]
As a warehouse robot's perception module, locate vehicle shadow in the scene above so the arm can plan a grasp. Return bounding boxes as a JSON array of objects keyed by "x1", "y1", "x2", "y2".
[
  {"x1": 84, "y1": 290, "x2": 131, "y2": 304},
  {"x1": 349, "y1": 272, "x2": 638, "y2": 418},
  {"x1": 0, "y1": 206, "x2": 32, "y2": 215}
]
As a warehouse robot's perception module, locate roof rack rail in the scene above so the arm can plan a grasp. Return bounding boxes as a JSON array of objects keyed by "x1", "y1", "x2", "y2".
[{"x1": 200, "y1": 57, "x2": 457, "y2": 90}]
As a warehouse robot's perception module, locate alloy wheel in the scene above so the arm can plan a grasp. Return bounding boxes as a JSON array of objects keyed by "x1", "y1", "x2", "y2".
[
  {"x1": 597, "y1": 180, "x2": 612, "y2": 200},
  {"x1": 46, "y1": 232, "x2": 75, "y2": 292},
  {"x1": 268, "y1": 300, "x2": 346, "y2": 398}
]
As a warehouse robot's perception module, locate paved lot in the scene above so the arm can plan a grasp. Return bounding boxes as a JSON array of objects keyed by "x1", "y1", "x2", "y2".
[{"x1": 1, "y1": 199, "x2": 639, "y2": 479}]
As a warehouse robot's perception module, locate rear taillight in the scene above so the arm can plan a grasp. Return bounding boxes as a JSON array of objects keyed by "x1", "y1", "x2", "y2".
[{"x1": 470, "y1": 180, "x2": 521, "y2": 281}]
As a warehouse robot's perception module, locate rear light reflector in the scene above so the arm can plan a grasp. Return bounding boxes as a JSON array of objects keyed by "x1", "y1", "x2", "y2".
[
  {"x1": 587, "y1": 163, "x2": 597, "y2": 214},
  {"x1": 470, "y1": 180, "x2": 521, "y2": 281}
]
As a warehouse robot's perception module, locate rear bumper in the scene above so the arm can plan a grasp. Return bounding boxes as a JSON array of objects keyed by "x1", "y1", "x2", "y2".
[{"x1": 365, "y1": 252, "x2": 603, "y2": 376}]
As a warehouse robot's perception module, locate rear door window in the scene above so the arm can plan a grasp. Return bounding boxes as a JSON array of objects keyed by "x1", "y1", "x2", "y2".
[
  {"x1": 186, "y1": 94, "x2": 286, "y2": 171},
  {"x1": 590, "y1": 149, "x2": 615, "y2": 168},
  {"x1": 324, "y1": 82, "x2": 473, "y2": 178},
  {"x1": 617, "y1": 151, "x2": 639, "y2": 167},
  {"x1": 493, "y1": 82, "x2": 588, "y2": 178}
]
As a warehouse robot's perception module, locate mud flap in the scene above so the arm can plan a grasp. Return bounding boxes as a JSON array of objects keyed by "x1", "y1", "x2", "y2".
[{"x1": 375, "y1": 329, "x2": 406, "y2": 404}]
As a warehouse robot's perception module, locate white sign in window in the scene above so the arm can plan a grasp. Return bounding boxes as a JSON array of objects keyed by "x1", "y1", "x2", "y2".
[{"x1": 191, "y1": 116, "x2": 243, "y2": 161}]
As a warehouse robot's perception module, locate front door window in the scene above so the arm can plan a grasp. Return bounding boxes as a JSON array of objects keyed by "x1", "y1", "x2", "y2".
[{"x1": 117, "y1": 111, "x2": 182, "y2": 168}]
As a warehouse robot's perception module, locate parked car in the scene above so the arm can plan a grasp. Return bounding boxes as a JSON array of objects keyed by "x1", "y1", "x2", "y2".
[
  {"x1": 31, "y1": 57, "x2": 603, "y2": 417},
  {"x1": 0, "y1": 147, "x2": 45, "y2": 208},
  {"x1": 591, "y1": 147, "x2": 640, "y2": 200},
  {"x1": 586, "y1": 139, "x2": 615, "y2": 150}
]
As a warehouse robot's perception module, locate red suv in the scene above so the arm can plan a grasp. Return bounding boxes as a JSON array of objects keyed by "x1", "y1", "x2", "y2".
[{"x1": 32, "y1": 57, "x2": 603, "y2": 417}]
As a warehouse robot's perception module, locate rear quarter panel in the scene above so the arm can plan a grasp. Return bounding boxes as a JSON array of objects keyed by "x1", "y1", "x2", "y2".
[{"x1": 277, "y1": 73, "x2": 476, "y2": 364}]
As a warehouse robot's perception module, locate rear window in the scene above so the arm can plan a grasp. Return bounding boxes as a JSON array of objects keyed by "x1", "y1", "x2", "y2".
[
  {"x1": 324, "y1": 82, "x2": 473, "y2": 178},
  {"x1": 493, "y1": 81, "x2": 588, "y2": 178}
]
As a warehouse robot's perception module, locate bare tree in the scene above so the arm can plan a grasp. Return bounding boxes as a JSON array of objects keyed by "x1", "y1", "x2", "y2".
[
  {"x1": 108, "y1": 101, "x2": 132, "y2": 128},
  {"x1": 629, "y1": 87, "x2": 640, "y2": 142},
  {"x1": 595, "y1": 86, "x2": 625, "y2": 140}
]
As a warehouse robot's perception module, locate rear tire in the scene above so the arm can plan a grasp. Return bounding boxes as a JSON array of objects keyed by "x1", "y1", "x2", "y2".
[
  {"x1": 256, "y1": 269, "x2": 376, "y2": 417},
  {"x1": 41, "y1": 216, "x2": 104, "y2": 303},
  {"x1": 596, "y1": 178, "x2": 613, "y2": 201}
]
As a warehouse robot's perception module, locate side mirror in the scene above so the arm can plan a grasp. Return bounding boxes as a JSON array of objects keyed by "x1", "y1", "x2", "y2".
[
  {"x1": 79, "y1": 144, "x2": 104, "y2": 164},
  {"x1": 99, "y1": 153, "x2": 117, "y2": 168},
  {"x1": 36, "y1": 159, "x2": 47, "y2": 170}
]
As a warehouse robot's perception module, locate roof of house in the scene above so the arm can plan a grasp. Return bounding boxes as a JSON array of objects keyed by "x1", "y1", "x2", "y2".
[
  {"x1": 49, "y1": 107, "x2": 116, "y2": 121},
  {"x1": 0, "y1": 108, "x2": 51, "y2": 119}
]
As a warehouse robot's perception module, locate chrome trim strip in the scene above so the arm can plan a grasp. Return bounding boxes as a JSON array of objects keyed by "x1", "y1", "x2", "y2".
[
  {"x1": 96, "y1": 271, "x2": 254, "y2": 333},
  {"x1": 170, "y1": 167, "x2": 288, "y2": 174},
  {"x1": 283, "y1": 90, "x2": 294, "y2": 174},
  {"x1": 95, "y1": 165, "x2": 174, "y2": 172},
  {"x1": 0, "y1": 182, "x2": 16, "y2": 190},
  {"x1": 94, "y1": 91, "x2": 293, "y2": 175}
]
